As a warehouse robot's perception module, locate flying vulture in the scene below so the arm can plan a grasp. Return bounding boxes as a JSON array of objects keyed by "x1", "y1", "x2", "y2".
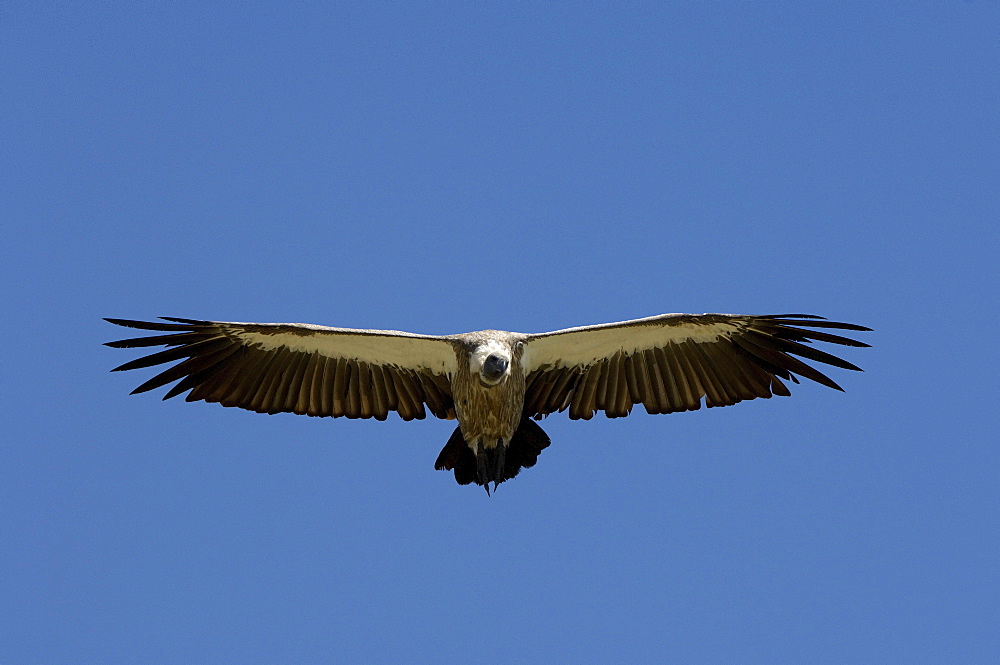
[{"x1": 105, "y1": 313, "x2": 870, "y2": 493}]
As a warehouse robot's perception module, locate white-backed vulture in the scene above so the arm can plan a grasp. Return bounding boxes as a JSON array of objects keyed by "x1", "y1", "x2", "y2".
[{"x1": 105, "y1": 313, "x2": 870, "y2": 493}]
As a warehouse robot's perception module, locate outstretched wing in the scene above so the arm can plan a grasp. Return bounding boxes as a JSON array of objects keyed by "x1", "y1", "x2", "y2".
[
  {"x1": 105, "y1": 318, "x2": 459, "y2": 421},
  {"x1": 521, "y1": 313, "x2": 870, "y2": 420}
]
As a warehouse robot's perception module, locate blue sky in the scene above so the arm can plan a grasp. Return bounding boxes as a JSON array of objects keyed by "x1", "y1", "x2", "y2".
[{"x1": 3, "y1": 3, "x2": 997, "y2": 663}]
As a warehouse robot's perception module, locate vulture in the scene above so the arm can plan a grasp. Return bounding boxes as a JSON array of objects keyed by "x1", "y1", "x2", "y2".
[{"x1": 105, "y1": 313, "x2": 870, "y2": 493}]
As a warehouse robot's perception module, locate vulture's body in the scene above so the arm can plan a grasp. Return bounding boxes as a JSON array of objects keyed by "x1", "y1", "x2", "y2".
[{"x1": 105, "y1": 312, "x2": 870, "y2": 493}]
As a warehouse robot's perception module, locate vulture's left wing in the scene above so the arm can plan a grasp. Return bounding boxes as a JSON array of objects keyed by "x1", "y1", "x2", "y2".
[
  {"x1": 521, "y1": 313, "x2": 870, "y2": 420},
  {"x1": 105, "y1": 318, "x2": 458, "y2": 421}
]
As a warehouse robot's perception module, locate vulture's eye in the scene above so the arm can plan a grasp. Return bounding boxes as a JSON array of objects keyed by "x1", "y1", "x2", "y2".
[{"x1": 482, "y1": 354, "x2": 509, "y2": 382}]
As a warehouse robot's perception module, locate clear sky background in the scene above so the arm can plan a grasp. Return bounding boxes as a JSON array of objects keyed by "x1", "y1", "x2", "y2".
[{"x1": 3, "y1": 3, "x2": 998, "y2": 663}]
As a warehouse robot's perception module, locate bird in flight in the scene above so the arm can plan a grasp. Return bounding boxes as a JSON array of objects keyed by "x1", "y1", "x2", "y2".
[{"x1": 105, "y1": 312, "x2": 870, "y2": 493}]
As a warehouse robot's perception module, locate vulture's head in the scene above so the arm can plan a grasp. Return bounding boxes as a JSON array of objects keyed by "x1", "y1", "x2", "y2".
[{"x1": 470, "y1": 340, "x2": 511, "y2": 386}]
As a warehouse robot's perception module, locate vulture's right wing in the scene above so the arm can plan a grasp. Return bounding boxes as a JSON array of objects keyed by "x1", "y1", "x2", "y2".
[{"x1": 105, "y1": 317, "x2": 459, "y2": 421}]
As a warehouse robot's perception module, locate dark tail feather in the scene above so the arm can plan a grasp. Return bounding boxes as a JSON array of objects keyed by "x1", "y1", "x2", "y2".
[
  {"x1": 503, "y1": 418, "x2": 550, "y2": 481},
  {"x1": 434, "y1": 426, "x2": 478, "y2": 485},
  {"x1": 433, "y1": 419, "x2": 551, "y2": 489}
]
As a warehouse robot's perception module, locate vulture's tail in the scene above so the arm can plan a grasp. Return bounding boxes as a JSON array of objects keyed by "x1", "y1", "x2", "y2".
[{"x1": 434, "y1": 418, "x2": 551, "y2": 493}]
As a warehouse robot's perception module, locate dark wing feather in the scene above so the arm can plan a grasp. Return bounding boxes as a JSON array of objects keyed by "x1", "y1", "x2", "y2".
[
  {"x1": 522, "y1": 313, "x2": 869, "y2": 420},
  {"x1": 105, "y1": 318, "x2": 459, "y2": 421}
]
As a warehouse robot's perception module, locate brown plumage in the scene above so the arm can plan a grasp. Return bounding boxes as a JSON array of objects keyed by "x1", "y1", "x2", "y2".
[{"x1": 105, "y1": 312, "x2": 870, "y2": 493}]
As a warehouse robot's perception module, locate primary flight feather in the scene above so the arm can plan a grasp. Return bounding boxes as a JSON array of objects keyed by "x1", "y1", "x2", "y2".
[{"x1": 105, "y1": 312, "x2": 870, "y2": 493}]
